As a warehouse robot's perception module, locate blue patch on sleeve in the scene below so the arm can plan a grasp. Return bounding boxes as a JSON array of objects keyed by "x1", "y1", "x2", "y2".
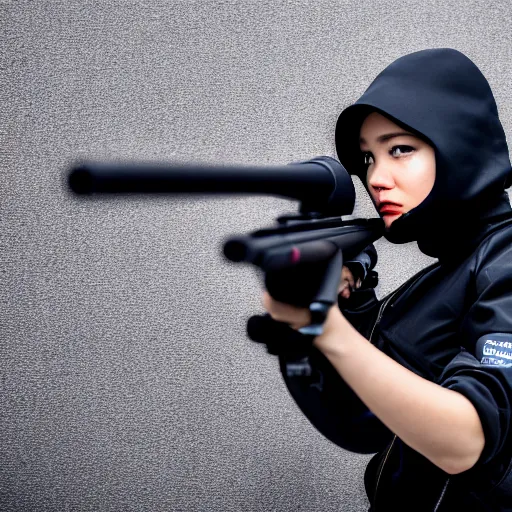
[{"x1": 475, "y1": 333, "x2": 512, "y2": 366}]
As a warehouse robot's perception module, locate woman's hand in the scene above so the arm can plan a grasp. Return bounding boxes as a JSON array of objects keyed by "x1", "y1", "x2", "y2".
[
  {"x1": 261, "y1": 290, "x2": 346, "y2": 349},
  {"x1": 338, "y1": 265, "x2": 362, "y2": 299},
  {"x1": 261, "y1": 291, "x2": 312, "y2": 331},
  {"x1": 261, "y1": 264, "x2": 360, "y2": 332},
  {"x1": 260, "y1": 264, "x2": 360, "y2": 351}
]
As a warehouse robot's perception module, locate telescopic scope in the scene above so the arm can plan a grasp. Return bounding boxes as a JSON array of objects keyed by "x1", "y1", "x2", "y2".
[{"x1": 68, "y1": 156, "x2": 355, "y2": 217}]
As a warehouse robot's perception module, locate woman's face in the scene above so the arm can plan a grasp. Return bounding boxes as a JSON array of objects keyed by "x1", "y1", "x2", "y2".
[{"x1": 359, "y1": 112, "x2": 436, "y2": 229}]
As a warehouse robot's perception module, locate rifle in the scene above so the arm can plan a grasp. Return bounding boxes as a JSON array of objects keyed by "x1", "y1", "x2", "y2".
[{"x1": 67, "y1": 156, "x2": 384, "y2": 338}]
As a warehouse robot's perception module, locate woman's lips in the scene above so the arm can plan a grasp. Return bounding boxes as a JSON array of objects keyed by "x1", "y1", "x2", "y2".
[{"x1": 379, "y1": 203, "x2": 402, "y2": 215}]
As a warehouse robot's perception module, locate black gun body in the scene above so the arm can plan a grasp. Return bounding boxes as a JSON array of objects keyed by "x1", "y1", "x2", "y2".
[
  {"x1": 224, "y1": 219, "x2": 383, "y2": 271},
  {"x1": 67, "y1": 156, "x2": 384, "y2": 333}
]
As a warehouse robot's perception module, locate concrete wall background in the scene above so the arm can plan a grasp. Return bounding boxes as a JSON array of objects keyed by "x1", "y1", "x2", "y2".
[{"x1": 2, "y1": 1, "x2": 512, "y2": 510}]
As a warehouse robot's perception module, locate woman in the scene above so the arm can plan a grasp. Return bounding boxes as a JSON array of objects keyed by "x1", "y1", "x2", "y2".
[{"x1": 254, "y1": 49, "x2": 512, "y2": 510}]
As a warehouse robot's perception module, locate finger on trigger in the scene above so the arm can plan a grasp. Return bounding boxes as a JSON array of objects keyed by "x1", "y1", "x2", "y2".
[{"x1": 338, "y1": 279, "x2": 348, "y2": 294}]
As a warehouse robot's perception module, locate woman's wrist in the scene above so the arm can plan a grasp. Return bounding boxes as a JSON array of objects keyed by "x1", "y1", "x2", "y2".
[{"x1": 313, "y1": 306, "x2": 352, "y2": 356}]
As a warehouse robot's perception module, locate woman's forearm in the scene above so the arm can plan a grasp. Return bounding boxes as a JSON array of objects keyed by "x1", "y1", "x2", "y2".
[{"x1": 314, "y1": 309, "x2": 485, "y2": 475}]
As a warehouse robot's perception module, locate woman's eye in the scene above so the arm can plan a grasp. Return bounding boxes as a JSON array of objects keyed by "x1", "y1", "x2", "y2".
[
  {"x1": 363, "y1": 152, "x2": 374, "y2": 166},
  {"x1": 391, "y1": 145, "x2": 414, "y2": 157}
]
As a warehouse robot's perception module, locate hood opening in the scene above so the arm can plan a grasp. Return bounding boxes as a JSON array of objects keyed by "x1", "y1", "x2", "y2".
[{"x1": 335, "y1": 48, "x2": 512, "y2": 258}]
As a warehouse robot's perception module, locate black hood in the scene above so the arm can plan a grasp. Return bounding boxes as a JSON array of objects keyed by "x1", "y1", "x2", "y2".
[{"x1": 335, "y1": 48, "x2": 512, "y2": 259}]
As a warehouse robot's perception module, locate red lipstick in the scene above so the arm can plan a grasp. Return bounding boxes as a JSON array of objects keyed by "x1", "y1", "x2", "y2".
[{"x1": 378, "y1": 201, "x2": 402, "y2": 215}]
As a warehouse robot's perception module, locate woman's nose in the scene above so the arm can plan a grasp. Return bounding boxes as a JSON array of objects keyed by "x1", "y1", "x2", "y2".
[{"x1": 367, "y1": 162, "x2": 395, "y2": 190}]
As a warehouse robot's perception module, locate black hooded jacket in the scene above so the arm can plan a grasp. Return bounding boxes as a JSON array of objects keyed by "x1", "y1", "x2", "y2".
[{"x1": 278, "y1": 49, "x2": 512, "y2": 511}]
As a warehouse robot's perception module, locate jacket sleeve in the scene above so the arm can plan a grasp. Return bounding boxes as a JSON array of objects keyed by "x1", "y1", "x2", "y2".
[
  {"x1": 278, "y1": 283, "x2": 394, "y2": 454},
  {"x1": 437, "y1": 257, "x2": 512, "y2": 474}
]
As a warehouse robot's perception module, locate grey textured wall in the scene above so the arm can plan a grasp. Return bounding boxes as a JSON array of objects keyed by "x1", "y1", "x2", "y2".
[{"x1": 2, "y1": 1, "x2": 512, "y2": 511}]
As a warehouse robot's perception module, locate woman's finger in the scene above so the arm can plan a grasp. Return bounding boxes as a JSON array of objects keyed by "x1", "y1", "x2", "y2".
[
  {"x1": 340, "y1": 286, "x2": 351, "y2": 299},
  {"x1": 261, "y1": 291, "x2": 311, "y2": 327}
]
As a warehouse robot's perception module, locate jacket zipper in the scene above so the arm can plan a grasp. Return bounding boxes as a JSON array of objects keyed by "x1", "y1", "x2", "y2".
[
  {"x1": 373, "y1": 445, "x2": 450, "y2": 511},
  {"x1": 372, "y1": 434, "x2": 397, "y2": 508},
  {"x1": 433, "y1": 478, "x2": 450, "y2": 511},
  {"x1": 369, "y1": 291, "x2": 397, "y2": 343},
  {"x1": 368, "y1": 261, "x2": 439, "y2": 344},
  {"x1": 370, "y1": 264, "x2": 439, "y2": 510}
]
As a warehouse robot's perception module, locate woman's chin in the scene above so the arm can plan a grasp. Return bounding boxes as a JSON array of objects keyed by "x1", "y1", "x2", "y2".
[{"x1": 382, "y1": 213, "x2": 402, "y2": 230}]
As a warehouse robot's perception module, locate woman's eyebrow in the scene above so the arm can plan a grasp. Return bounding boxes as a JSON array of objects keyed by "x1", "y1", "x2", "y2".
[{"x1": 359, "y1": 131, "x2": 414, "y2": 145}]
